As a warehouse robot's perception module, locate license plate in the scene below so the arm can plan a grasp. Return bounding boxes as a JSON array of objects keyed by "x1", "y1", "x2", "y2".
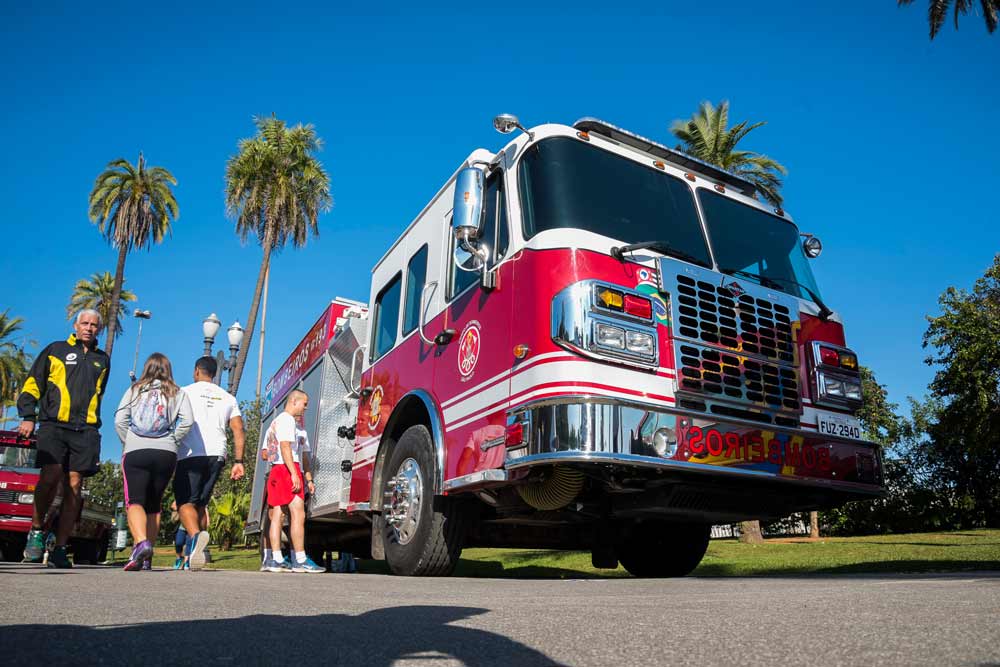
[{"x1": 818, "y1": 413, "x2": 861, "y2": 440}]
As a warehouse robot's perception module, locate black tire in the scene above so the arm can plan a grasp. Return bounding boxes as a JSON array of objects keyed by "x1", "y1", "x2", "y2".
[
  {"x1": 72, "y1": 538, "x2": 100, "y2": 565},
  {"x1": 616, "y1": 520, "x2": 711, "y2": 578},
  {"x1": 380, "y1": 425, "x2": 465, "y2": 576},
  {"x1": 95, "y1": 533, "x2": 109, "y2": 564},
  {"x1": 0, "y1": 534, "x2": 27, "y2": 562}
]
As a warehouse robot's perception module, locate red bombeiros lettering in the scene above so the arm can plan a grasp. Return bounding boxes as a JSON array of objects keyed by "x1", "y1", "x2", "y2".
[{"x1": 682, "y1": 426, "x2": 831, "y2": 472}]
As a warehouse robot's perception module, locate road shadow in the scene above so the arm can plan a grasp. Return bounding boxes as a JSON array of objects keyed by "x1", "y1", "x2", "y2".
[{"x1": 6, "y1": 606, "x2": 562, "y2": 666}]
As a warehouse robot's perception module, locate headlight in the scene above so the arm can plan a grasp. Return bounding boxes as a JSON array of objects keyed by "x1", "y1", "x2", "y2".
[
  {"x1": 823, "y1": 376, "x2": 845, "y2": 397},
  {"x1": 18, "y1": 493, "x2": 34, "y2": 504},
  {"x1": 625, "y1": 331, "x2": 655, "y2": 356},
  {"x1": 652, "y1": 427, "x2": 677, "y2": 458},
  {"x1": 595, "y1": 323, "x2": 625, "y2": 349},
  {"x1": 844, "y1": 381, "x2": 862, "y2": 401}
]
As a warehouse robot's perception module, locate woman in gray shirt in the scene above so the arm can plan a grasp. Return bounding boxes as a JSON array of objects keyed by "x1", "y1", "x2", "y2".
[{"x1": 114, "y1": 353, "x2": 193, "y2": 571}]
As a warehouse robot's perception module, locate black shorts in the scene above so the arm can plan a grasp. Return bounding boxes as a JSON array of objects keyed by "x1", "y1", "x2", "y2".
[
  {"x1": 123, "y1": 449, "x2": 177, "y2": 513},
  {"x1": 35, "y1": 423, "x2": 101, "y2": 476},
  {"x1": 173, "y1": 456, "x2": 226, "y2": 507}
]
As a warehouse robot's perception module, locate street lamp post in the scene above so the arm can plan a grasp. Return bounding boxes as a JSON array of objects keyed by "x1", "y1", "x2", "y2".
[
  {"x1": 202, "y1": 314, "x2": 244, "y2": 393},
  {"x1": 129, "y1": 309, "x2": 152, "y2": 382}
]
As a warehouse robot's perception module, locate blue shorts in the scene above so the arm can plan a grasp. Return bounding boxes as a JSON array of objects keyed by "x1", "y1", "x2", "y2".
[{"x1": 173, "y1": 456, "x2": 226, "y2": 507}]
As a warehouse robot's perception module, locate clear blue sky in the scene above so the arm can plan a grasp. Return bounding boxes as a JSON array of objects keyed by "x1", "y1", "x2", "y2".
[{"x1": 2, "y1": 2, "x2": 997, "y2": 461}]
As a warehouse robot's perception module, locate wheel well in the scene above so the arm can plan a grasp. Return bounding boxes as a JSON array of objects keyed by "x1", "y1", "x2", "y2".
[{"x1": 371, "y1": 393, "x2": 436, "y2": 511}]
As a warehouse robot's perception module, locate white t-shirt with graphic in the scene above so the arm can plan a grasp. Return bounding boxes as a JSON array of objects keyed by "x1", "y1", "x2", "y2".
[
  {"x1": 262, "y1": 411, "x2": 310, "y2": 465},
  {"x1": 178, "y1": 381, "x2": 242, "y2": 460}
]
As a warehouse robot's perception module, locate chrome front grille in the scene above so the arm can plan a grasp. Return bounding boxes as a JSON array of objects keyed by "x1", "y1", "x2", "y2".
[
  {"x1": 660, "y1": 262, "x2": 804, "y2": 421},
  {"x1": 0, "y1": 490, "x2": 19, "y2": 503},
  {"x1": 674, "y1": 274, "x2": 795, "y2": 362},
  {"x1": 677, "y1": 344, "x2": 800, "y2": 411}
]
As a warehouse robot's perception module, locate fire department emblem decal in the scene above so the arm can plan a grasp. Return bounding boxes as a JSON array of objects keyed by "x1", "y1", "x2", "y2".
[
  {"x1": 457, "y1": 321, "x2": 482, "y2": 380},
  {"x1": 368, "y1": 385, "x2": 384, "y2": 431},
  {"x1": 723, "y1": 281, "x2": 746, "y2": 299}
]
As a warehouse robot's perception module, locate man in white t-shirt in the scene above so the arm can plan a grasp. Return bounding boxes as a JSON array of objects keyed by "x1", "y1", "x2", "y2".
[
  {"x1": 260, "y1": 389, "x2": 322, "y2": 573},
  {"x1": 174, "y1": 356, "x2": 246, "y2": 570}
]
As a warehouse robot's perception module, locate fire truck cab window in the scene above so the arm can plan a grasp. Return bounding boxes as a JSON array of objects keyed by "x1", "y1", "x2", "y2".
[
  {"x1": 402, "y1": 244, "x2": 428, "y2": 335},
  {"x1": 372, "y1": 272, "x2": 402, "y2": 361},
  {"x1": 518, "y1": 137, "x2": 711, "y2": 267},
  {"x1": 450, "y1": 171, "x2": 508, "y2": 299},
  {"x1": 697, "y1": 189, "x2": 822, "y2": 302}
]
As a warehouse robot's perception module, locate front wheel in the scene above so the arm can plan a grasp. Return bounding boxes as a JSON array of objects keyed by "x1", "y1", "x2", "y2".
[
  {"x1": 381, "y1": 425, "x2": 465, "y2": 576},
  {"x1": 616, "y1": 520, "x2": 710, "y2": 578}
]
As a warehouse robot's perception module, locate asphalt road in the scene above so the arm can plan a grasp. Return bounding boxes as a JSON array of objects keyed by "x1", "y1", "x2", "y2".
[{"x1": 2, "y1": 563, "x2": 998, "y2": 666}]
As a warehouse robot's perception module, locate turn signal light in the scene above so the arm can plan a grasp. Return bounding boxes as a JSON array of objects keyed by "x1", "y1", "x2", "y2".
[
  {"x1": 623, "y1": 294, "x2": 653, "y2": 320},
  {"x1": 597, "y1": 288, "x2": 624, "y2": 310},
  {"x1": 839, "y1": 352, "x2": 858, "y2": 370}
]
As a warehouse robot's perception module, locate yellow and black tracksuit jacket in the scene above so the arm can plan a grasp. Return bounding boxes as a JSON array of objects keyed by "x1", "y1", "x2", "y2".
[{"x1": 17, "y1": 334, "x2": 111, "y2": 430}]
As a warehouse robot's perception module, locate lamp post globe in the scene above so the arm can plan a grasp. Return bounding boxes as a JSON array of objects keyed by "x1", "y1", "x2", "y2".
[
  {"x1": 202, "y1": 313, "x2": 222, "y2": 357},
  {"x1": 227, "y1": 321, "x2": 244, "y2": 349}
]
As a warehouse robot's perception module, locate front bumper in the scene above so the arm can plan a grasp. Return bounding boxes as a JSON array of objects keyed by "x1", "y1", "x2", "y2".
[{"x1": 506, "y1": 400, "x2": 884, "y2": 497}]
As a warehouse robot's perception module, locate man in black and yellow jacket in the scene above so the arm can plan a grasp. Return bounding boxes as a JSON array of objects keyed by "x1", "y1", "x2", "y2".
[{"x1": 16, "y1": 309, "x2": 110, "y2": 567}]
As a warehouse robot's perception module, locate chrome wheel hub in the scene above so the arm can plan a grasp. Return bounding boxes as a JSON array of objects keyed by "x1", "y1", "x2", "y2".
[{"x1": 383, "y1": 457, "x2": 423, "y2": 545}]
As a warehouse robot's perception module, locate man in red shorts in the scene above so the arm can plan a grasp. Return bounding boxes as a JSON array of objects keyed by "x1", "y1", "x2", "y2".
[{"x1": 261, "y1": 389, "x2": 321, "y2": 573}]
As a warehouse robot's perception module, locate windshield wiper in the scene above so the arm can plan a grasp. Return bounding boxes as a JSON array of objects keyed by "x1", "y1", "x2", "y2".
[
  {"x1": 719, "y1": 267, "x2": 833, "y2": 321},
  {"x1": 611, "y1": 241, "x2": 708, "y2": 267}
]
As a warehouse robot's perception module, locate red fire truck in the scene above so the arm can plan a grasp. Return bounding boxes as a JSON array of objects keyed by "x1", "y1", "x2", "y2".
[
  {"x1": 0, "y1": 431, "x2": 113, "y2": 563},
  {"x1": 247, "y1": 115, "x2": 883, "y2": 577}
]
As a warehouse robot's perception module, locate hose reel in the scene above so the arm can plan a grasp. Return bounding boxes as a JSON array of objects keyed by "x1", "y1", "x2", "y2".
[{"x1": 516, "y1": 466, "x2": 585, "y2": 511}]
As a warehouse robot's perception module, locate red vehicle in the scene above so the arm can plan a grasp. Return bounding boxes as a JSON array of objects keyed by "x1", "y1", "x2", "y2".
[
  {"x1": 247, "y1": 115, "x2": 884, "y2": 577},
  {"x1": 0, "y1": 431, "x2": 113, "y2": 563}
]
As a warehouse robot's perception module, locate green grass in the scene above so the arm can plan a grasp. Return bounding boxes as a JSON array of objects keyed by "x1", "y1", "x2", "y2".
[{"x1": 127, "y1": 529, "x2": 1000, "y2": 577}]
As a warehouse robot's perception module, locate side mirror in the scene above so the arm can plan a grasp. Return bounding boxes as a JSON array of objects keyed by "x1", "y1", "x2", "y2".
[{"x1": 452, "y1": 167, "x2": 485, "y2": 244}]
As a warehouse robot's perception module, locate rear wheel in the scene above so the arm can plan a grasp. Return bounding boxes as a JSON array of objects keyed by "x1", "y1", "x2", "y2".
[
  {"x1": 381, "y1": 425, "x2": 465, "y2": 576},
  {"x1": 616, "y1": 520, "x2": 710, "y2": 577},
  {"x1": 71, "y1": 538, "x2": 100, "y2": 565},
  {"x1": 0, "y1": 534, "x2": 27, "y2": 562}
]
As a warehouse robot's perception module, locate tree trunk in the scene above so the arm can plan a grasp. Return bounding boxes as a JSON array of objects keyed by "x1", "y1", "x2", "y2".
[
  {"x1": 738, "y1": 520, "x2": 764, "y2": 544},
  {"x1": 809, "y1": 511, "x2": 820, "y2": 538},
  {"x1": 255, "y1": 264, "x2": 270, "y2": 399},
  {"x1": 229, "y1": 228, "x2": 274, "y2": 396},
  {"x1": 103, "y1": 245, "x2": 128, "y2": 358}
]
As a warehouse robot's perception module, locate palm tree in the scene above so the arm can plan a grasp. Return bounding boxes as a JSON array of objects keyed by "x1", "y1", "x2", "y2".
[
  {"x1": 0, "y1": 310, "x2": 32, "y2": 420},
  {"x1": 225, "y1": 116, "x2": 332, "y2": 395},
  {"x1": 670, "y1": 100, "x2": 788, "y2": 207},
  {"x1": 899, "y1": 0, "x2": 998, "y2": 39},
  {"x1": 88, "y1": 153, "x2": 178, "y2": 358},
  {"x1": 66, "y1": 271, "x2": 137, "y2": 340},
  {"x1": 209, "y1": 491, "x2": 251, "y2": 549}
]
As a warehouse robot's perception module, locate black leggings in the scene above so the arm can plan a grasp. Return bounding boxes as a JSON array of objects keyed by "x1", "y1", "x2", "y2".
[{"x1": 123, "y1": 449, "x2": 177, "y2": 513}]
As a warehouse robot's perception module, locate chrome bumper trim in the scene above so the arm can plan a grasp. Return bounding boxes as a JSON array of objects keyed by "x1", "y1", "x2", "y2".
[
  {"x1": 508, "y1": 394, "x2": 872, "y2": 448},
  {"x1": 504, "y1": 451, "x2": 881, "y2": 494},
  {"x1": 443, "y1": 469, "x2": 508, "y2": 492}
]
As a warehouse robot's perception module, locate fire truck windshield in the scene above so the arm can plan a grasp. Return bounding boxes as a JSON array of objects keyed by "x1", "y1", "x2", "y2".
[
  {"x1": 697, "y1": 189, "x2": 822, "y2": 302},
  {"x1": 519, "y1": 137, "x2": 713, "y2": 268}
]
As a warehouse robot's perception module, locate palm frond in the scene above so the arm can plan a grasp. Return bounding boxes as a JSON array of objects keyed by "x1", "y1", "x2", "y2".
[
  {"x1": 670, "y1": 100, "x2": 787, "y2": 206},
  {"x1": 65, "y1": 271, "x2": 138, "y2": 337}
]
